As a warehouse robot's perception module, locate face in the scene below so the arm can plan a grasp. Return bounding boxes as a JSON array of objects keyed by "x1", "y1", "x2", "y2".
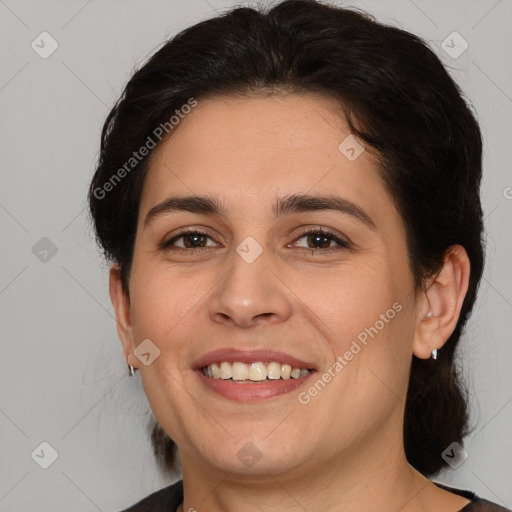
[{"x1": 115, "y1": 93, "x2": 423, "y2": 479}]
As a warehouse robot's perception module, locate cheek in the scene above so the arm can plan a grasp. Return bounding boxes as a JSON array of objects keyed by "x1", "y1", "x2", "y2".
[
  {"x1": 292, "y1": 261, "x2": 402, "y2": 344},
  {"x1": 291, "y1": 259, "x2": 415, "y2": 404},
  {"x1": 129, "y1": 264, "x2": 200, "y2": 340}
]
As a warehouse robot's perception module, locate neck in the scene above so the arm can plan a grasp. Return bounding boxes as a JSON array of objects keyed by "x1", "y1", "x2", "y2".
[{"x1": 179, "y1": 424, "x2": 437, "y2": 512}]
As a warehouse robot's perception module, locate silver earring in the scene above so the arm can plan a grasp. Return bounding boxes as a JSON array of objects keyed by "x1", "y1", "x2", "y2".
[
  {"x1": 431, "y1": 349, "x2": 438, "y2": 360},
  {"x1": 128, "y1": 364, "x2": 136, "y2": 376},
  {"x1": 426, "y1": 312, "x2": 433, "y2": 318}
]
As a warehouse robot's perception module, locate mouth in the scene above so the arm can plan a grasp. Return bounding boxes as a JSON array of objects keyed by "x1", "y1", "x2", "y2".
[
  {"x1": 200, "y1": 361, "x2": 311, "y2": 382},
  {"x1": 193, "y1": 349, "x2": 317, "y2": 402}
]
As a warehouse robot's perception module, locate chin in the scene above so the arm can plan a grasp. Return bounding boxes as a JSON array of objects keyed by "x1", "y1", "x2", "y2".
[
  {"x1": 202, "y1": 450, "x2": 310, "y2": 479},
  {"x1": 188, "y1": 429, "x2": 316, "y2": 478}
]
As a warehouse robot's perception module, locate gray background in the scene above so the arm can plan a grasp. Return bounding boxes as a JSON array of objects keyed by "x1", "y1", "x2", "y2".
[{"x1": 0, "y1": 0, "x2": 511, "y2": 510}]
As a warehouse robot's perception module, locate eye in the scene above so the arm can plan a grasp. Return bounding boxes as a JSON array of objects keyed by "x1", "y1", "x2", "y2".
[
  {"x1": 291, "y1": 228, "x2": 350, "y2": 252},
  {"x1": 160, "y1": 230, "x2": 218, "y2": 250},
  {"x1": 160, "y1": 227, "x2": 350, "y2": 253}
]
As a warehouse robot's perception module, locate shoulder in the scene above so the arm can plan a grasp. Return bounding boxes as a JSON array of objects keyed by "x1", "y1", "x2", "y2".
[
  {"x1": 434, "y1": 482, "x2": 511, "y2": 512},
  {"x1": 119, "y1": 480, "x2": 183, "y2": 512},
  {"x1": 461, "y1": 498, "x2": 512, "y2": 512},
  {"x1": 117, "y1": 479, "x2": 511, "y2": 512}
]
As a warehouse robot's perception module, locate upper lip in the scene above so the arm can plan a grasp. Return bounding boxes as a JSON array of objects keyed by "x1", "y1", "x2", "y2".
[{"x1": 192, "y1": 348, "x2": 317, "y2": 371}]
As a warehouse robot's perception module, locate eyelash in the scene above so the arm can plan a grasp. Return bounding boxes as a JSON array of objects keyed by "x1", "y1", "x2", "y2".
[{"x1": 160, "y1": 227, "x2": 351, "y2": 254}]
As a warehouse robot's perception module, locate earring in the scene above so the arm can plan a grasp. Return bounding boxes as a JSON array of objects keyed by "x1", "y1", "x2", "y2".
[
  {"x1": 128, "y1": 364, "x2": 136, "y2": 377},
  {"x1": 426, "y1": 312, "x2": 433, "y2": 318},
  {"x1": 431, "y1": 349, "x2": 438, "y2": 360}
]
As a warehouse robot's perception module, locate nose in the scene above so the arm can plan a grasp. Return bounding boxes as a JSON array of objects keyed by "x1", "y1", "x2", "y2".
[{"x1": 207, "y1": 247, "x2": 294, "y2": 329}]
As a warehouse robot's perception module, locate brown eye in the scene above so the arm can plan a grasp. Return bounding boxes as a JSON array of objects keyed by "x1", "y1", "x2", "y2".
[
  {"x1": 293, "y1": 229, "x2": 350, "y2": 251},
  {"x1": 181, "y1": 233, "x2": 208, "y2": 248},
  {"x1": 161, "y1": 230, "x2": 217, "y2": 250},
  {"x1": 306, "y1": 232, "x2": 333, "y2": 249}
]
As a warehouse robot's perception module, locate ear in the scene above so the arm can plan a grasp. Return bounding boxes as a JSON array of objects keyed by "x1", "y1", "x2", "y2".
[
  {"x1": 109, "y1": 265, "x2": 138, "y2": 369},
  {"x1": 412, "y1": 245, "x2": 471, "y2": 359}
]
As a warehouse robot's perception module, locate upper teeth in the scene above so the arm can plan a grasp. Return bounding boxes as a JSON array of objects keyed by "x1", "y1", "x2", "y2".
[{"x1": 202, "y1": 361, "x2": 310, "y2": 381}]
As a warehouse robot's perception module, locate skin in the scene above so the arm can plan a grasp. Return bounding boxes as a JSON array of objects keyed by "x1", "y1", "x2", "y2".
[{"x1": 110, "y1": 93, "x2": 471, "y2": 512}]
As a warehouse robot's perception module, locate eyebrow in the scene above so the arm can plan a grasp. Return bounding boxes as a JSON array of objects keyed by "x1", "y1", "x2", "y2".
[{"x1": 143, "y1": 193, "x2": 376, "y2": 229}]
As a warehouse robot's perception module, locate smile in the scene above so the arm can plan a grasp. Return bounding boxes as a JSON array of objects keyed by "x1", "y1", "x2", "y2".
[
  {"x1": 193, "y1": 348, "x2": 317, "y2": 401},
  {"x1": 201, "y1": 361, "x2": 311, "y2": 382}
]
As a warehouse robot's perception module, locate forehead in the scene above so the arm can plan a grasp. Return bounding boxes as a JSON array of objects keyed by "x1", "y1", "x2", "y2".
[
  {"x1": 140, "y1": 93, "x2": 393, "y2": 224},
  {"x1": 151, "y1": 93, "x2": 350, "y2": 162}
]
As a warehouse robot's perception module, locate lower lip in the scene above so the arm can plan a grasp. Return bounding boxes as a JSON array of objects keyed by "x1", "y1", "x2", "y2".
[{"x1": 195, "y1": 370, "x2": 315, "y2": 402}]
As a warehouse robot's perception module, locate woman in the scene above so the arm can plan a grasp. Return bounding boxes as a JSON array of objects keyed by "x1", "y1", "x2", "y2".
[{"x1": 88, "y1": 1, "x2": 510, "y2": 510}]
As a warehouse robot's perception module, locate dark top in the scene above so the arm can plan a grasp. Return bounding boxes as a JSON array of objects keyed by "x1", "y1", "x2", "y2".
[{"x1": 120, "y1": 480, "x2": 511, "y2": 511}]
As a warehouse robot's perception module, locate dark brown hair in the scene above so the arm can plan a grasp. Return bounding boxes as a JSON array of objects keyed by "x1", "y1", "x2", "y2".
[{"x1": 88, "y1": 0, "x2": 484, "y2": 477}]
